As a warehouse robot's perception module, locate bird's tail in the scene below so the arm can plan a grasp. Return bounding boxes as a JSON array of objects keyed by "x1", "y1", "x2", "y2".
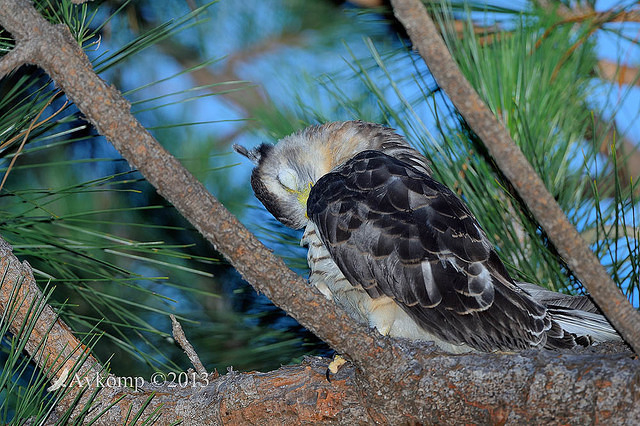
[
  {"x1": 547, "y1": 307, "x2": 622, "y2": 343},
  {"x1": 517, "y1": 282, "x2": 622, "y2": 344}
]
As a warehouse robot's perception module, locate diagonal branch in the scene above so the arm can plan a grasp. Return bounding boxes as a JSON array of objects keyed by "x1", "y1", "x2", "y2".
[
  {"x1": 0, "y1": 0, "x2": 378, "y2": 369},
  {"x1": 389, "y1": 0, "x2": 640, "y2": 354}
]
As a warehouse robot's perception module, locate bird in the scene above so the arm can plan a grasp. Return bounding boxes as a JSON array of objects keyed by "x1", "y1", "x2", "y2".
[{"x1": 234, "y1": 120, "x2": 622, "y2": 353}]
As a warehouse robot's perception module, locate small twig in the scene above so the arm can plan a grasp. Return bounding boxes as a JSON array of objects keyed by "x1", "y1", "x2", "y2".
[
  {"x1": 0, "y1": 93, "x2": 67, "y2": 191},
  {"x1": 0, "y1": 41, "x2": 31, "y2": 79},
  {"x1": 170, "y1": 314, "x2": 207, "y2": 377},
  {"x1": 549, "y1": 25, "x2": 599, "y2": 82},
  {"x1": 0, "y1": 94, "x2": 67, "y2": 151}
]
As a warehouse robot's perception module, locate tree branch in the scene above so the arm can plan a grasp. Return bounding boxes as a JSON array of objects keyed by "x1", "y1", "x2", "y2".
[
  {"x1": 534, "y1": 0, "x2": 640, "y2": 23},
  {"x1": 170, "y1": 314, "x2": 207, "y2": 377},
  {"x1": 0, "y1": 237, "x2": 105, "y2": 412},
  {"x1": 2, "y1": 232, "x2": 639, "y2": 423},
  {"x1": 389, "y1": 0, "x2": 640, "y2": 354},
  {"x1": 0, "y1": 0, "x2": 378, "y2": 378},
  {"x1": 598, "y1": 59, "x2": 640, "y2": 88},
  {"x1": 556, "y1": 6, "x2": 640, "y2": 24},
  {"x1": 0, "y1": 236, "x2": 371, "y2": 423},
  {"x1": 0, "y1": 40, "x2": 30, "y2": 78},
  {"x1": 2, "y1": 1, "x2": 640, "y2": 423}
]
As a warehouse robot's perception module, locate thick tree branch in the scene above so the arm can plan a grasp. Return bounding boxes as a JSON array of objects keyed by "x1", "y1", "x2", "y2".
[
  {"x1": 389, "y1": 0, "x2": 640, "y2": 354},
  {"x1": 2, "y1": 234, "x2": 639, "y2": 424},
  {"x1": 0, "y1": 236, "x2": 370, "y2": 423}
]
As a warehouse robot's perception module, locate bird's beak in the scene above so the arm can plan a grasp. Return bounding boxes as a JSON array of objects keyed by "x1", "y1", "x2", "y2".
[{"x1": 297, "y1": 182, "x2": 313, "y2": 217}]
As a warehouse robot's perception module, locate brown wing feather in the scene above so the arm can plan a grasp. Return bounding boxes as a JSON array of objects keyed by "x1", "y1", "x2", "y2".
[{"x1": 308, "y1": 150, "x2": 569, "y2": 352}]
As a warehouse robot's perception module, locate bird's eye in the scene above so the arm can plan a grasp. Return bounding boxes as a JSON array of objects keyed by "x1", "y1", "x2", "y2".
[{"x1": 277, "y1": 169, "x2": 298, "y2": 191}]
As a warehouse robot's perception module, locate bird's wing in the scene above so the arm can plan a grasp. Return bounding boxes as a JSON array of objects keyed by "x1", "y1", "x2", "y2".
[{"x1": 308, "y1": 150, "x2": 563, "y2": 352}]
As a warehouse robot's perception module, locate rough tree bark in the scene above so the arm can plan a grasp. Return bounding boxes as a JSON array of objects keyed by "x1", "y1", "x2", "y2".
[
  {"x1": 0, "y1": 0, "x2": 639, "y2": 424},
  {"x1": 0, "y1": 239, "x2": 369, "y2": 423},
  {"x1": 1, "y1": 238, "x2": 638, "y2": 424}
]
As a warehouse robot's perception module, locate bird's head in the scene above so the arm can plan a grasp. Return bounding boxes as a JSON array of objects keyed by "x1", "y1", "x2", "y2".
[
  {"x1": 234, "y1": 121, "x2": 424, "y2": 229},
  {"x1": 233, "y1": 138, "x2": 317, "y2": 229}
]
